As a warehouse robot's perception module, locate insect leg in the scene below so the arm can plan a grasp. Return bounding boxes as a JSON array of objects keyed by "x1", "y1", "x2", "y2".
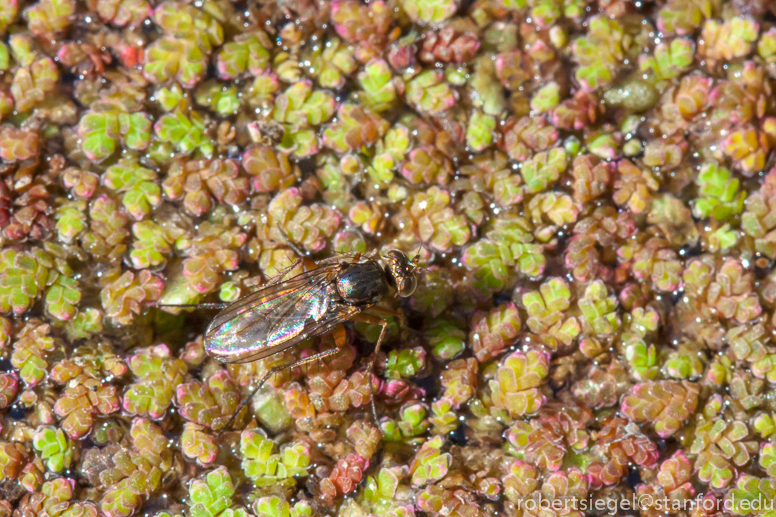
[
  {"x1": 366, "y1": 306, "x2": 429, "y2": 341},
  {"x1": 350, "y1": 313, "x2": 391, "y2": 424},
  {"x1": 216, "y1": 347, "x2": 341, "y2": 439},
  {"x1": 275, "y1": 223, "x2": 308, "y2": 257},
  {"x1": 157, "y1": 302, "x2": 230, "y2": 311},
  {"x1": 273, "y1": 224, "x2": 320, "y2": 272},
  {"x1": 265, "y1": 258, "x2": 304, "y2": 286},
  {"x1": 365, "y1": 305, "x2": 406, "y2": 330}
]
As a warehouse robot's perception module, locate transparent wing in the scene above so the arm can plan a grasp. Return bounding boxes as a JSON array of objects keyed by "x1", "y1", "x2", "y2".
[
  {"x1": 204, "y1": 263, "x2": 357, "y2": 364},
  {"x1": 216, "y1": 304, "x2": 361, "y2": 364}
]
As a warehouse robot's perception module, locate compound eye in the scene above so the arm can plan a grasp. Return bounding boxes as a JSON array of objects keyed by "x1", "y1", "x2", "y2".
[{"x1": 397, "y1": 273, "x2": 417, "y2": 297}]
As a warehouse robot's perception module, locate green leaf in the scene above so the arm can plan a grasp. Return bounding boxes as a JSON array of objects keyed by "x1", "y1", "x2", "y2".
[
  {"x1": 79, "y1": 112, "x2": 119, "y2": 161},
  {"x1": 119, "y1": 112, "x2": 152, "y2": 150}
]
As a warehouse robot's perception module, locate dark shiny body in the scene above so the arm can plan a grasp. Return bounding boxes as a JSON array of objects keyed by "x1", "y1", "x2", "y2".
[
  {"x1": 204, "y1": 250, "x2": 420, "y2": 365},
  {"x1": 335, "y1": 260, "x2": 389, "y2": 307}
]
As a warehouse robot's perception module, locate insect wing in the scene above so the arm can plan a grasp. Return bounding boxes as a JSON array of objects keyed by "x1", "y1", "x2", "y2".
[{"x1": 205, "y1": 264, "x2": 349, "y2": 363}]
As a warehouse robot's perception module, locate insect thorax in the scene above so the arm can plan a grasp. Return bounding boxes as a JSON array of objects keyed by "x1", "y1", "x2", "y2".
[{"x1": 334, "y1": 261, "x2": 389, "y2": 306}]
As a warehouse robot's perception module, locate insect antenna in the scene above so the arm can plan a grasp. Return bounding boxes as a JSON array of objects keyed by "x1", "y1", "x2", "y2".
[{"x1": 413, "y1": 242, "x2": 432, "y2": 272}]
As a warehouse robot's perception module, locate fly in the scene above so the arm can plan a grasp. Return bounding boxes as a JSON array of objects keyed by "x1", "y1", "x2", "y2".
[{"x1": 170, "y1": 247, "x2": 422, "y2": 436}]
